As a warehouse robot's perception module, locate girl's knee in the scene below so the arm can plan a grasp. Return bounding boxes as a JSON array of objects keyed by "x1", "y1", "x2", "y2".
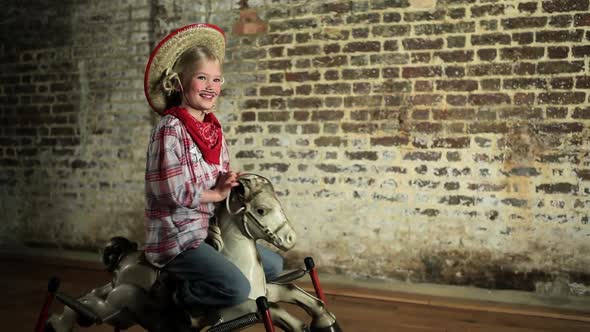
[
  {"x1": 265, "y1": 251, "x2": 284, "y2": 281},
  {"x1": 224, "y1": 273, "x2": 250, "y2": 304}
]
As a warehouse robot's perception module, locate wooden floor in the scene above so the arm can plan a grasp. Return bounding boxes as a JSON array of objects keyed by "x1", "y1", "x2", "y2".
[{"x1": 4, "y1": 254, "x2": 590, "y2": 332}]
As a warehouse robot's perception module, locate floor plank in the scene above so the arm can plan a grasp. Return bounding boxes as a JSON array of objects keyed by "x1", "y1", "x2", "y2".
[{"x1": 3, "y1": 254, "x2": 589, "y2": 332}]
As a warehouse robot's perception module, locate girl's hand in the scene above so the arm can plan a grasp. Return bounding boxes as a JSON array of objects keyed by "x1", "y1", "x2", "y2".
[{"x1": 213, "y1": 171, "x2": 240, "y2": 201}]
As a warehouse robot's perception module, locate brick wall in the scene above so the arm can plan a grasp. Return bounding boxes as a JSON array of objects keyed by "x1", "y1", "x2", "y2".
[
  {"x1": 0, "y1": 0, "x2": 153, "y2": 247},
  {"x1": 1, "y1": 0, "x2": 589, "y2": 295}
]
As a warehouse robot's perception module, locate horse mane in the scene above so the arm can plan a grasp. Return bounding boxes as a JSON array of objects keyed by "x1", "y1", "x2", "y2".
[
  {"x1": 208, "y1": 174, "x2": 274, "y2": 252},
  {"x1": 103, "y1": 237, "x2": 138, "y2": 272}
]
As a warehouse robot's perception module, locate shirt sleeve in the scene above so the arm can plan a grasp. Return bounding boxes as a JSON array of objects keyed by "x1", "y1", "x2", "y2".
[{"x1": 145, "y1": 123, "x2": 202, "y2": 209}]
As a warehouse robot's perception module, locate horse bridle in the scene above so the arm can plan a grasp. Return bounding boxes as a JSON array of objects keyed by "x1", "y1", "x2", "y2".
[{"x1": 225, "y1": 173, "x2": 287, "y2": 247}]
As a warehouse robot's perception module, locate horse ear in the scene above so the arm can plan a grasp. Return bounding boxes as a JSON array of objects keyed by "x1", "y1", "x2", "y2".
[{"x1": 235, "y1": 178, "x2": 251, "y2": 201}]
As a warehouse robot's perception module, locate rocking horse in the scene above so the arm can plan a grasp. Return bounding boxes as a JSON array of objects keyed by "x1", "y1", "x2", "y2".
[{"x1": 37, "y1": 174, "x2": 342, "y2": 332}]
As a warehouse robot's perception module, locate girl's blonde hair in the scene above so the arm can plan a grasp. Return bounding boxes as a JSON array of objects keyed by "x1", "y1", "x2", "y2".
[{"x1": 163, "y1": 45, "x2": 221, "y2": 108}]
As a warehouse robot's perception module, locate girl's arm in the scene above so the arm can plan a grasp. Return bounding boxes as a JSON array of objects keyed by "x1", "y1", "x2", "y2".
[{"x1": 145, "y1": 123, "x2": 203, "y2": 208}]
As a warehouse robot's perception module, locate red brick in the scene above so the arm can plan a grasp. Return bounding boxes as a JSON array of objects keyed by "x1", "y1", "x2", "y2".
[
  {"x1": 402, "y1": 38, "x2": 444, "y2": 50},
  {"x1": 502, "y1": 17, "x2": 548, "y2": 29},
  {"x1": 343, "y1": 41, "x2": 381, "y2": 53},
  {"x1": 415, "y1": 81, "x2": 433, "y2": 92},
  {"x1": 296, "y1": 85, "x2": 312, "y2": 95},
  {"x1": 258, "y1": 112, "x2": 290, "y2": 122},
  {"x1": 370, "y1": 109, "x2": 402, "y2": 120},
  {"x1": 447, "y1": 36, "x2": 466, "y2": 48},
  {"x1": 550, "y1": 77, "x2": 574, "y2": 89},
  {"x1": 341, "y1": 123, "x2": 379, "y2": 133},
  {"x1": 542, "y1": 0, "x2": 589, "y2": 13},
  {"x1": 571, "y1": 107, "x2": 590, "y2": 119},
  {"x1": 468, "y1": 93, "x2": 511, "y2": 105},
  {"x1": 549, "y1": 15, "x2": 573, "y2": 28},
  {"x1": 468, "y1": 122, "x2": 509, "y2": 134},
  {"x1": 342, "y1": 68, "x2": 379, "y2": 80},
  {"x1": 576, "y1": 76, "x2": 590, "y2": 88},
  {"x1": 241, "y1": 112, "x2": 256, "y2": 121},
  {"x1": 370, "y1": 0, "x2": 411, "y2": 10},
  {"x1": 467, "y1": 64, "x2": 511, "y2": 76},
  {"x1": 293, "y1": 111, "x2": 309, "y2": 121},
  {"x1": 503, "y1": 78, "x2": 547, "y2": 89},
  {"x1": 323, "y1": 44, "x2": 341, "y2": 54},
  {"x1": 512, "y1": 32, "x2": 535, "y2": 45},
  {"x1": 403, "y1": 151, "x2": 442, "y2": 161},
  {"x1": 536, "y1": 183, "x2": 579, "y2": 193},
  {"x1": 413, "y1": 122, "x2": 443, "y2": 133},
  {"x1": 312, "y1": 55, "x2": 348, "y2": 67},
  {"x1": 347, "y1": 13, "x2": 381, "y2": 24},
  {"x1": 573, "y1": 46, "x2": 590, "y2": 57},
  {"x1": 536, "y1": 30, "x2": 584, "y2": 43},
  {"x1": 432, "y1": 108, "x2": 475, "y2": 120},
  {"x1": 513, "y1": 62, "x2": 537, "y2": 75},
  {"x1": 315, "y1": 136, "x2": 347, "y2": 147},
  {"x1": 414, "y1": 22, "x2": 475, "y2": 35},
  {"x1": 412, "y1": 52, "x2": 431, "y2": 63},
  {"x1": 514, "y1": 93, "x2": 535, "y2": 105},
  {"x1": 500, "y1": 47, "x2": 544, "y2": 60},
  {"x1": 313, "y1": 83, "x2": 351, "y2": 95},
  {"x1": 260, "y1": 86, "x2": 293, "y2": 96},
  {"x1": 535, "y1": 122, "x2": 585, "y2": 134},
  {"x1": 499, "y1": 107, "x2": 543, "y2": 120},
  {"x1": 242, "y1": 99, "x2": 268, "y2": 109},
  {"x1": 285, "y1": 71, "x2": 321, "y2": 82},
  {"x1": 408, "y1": 94, "x2": 443, "y2": 106},
  {"x1": 471, "y1": 4, "x2": 505, "y2": 17},
  {"x1": 353, "y1": 83, "x2": 371, "y2": 94},
  {"x1": 269, "y1": 18, "x2": 318, "y2": 32},
  {"x1": 436, "y1": 80, "x2": 478, "y2": 92},
  {"x1": 404, "y1": 10, "x2": 445, "y2": 22},
  {"x1": 471, "y1": 33, "x2": 511, "y2": 45},
  {"x1": 259, "y1": 33, "x2": 294, "y2": 46},
  {"x1": 446, "y1": 95, "x2": 467, "y2": 106},
  {"x1": 402, "y1": 66, "x2": 443, "y2": 78},
  {"x1": 538, "y1": 92, "x2": 586, "y2": 104},
  {"x1": 574, "y1": 13, "x2": 590, "y2": 26},
  {"x1": 547, "y1": 107, "x2": 568, "y2": 118},
  {"x1": 311, "y1": 110, "x2": 344, "y2": 121},
  {"x1": 346, "y1": 151, "x2": 378, "y2": 161},
  {"x1": 344, "y1": 96, "x2": 382, "y2": 107},
  {"x1": 432, "y1": 137, "x2": 471, "y2": 148},
  {"x1": 260, "y1": 163, "x2": 290, "y2": 173},
  {"x1": 548, "y1": 46, "x2": 570, "y2": 59},
  {"x1": 259, "y1": 60, "x2": 292, "y2": 70},
  {"x1": 285, "y1": 124, "x2": 320, "y2": 134},
  {"x1": 434, "y1": 50, "x2": 474, "y2": 63}
]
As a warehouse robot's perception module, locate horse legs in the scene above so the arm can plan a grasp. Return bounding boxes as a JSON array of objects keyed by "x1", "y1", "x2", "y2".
[
  {"x1": 266, "y1": 283, "x2": 340, "y2": 331},
  {"x1": 269, "y1": 304, "x2": 310, "y2": 332},
  {"x1": 46, "y1": 283, "x2": 172, "y2": 332},
  {"x1": 46, "y1": 283, "x2": 114, "y2": 332},
  {"x1": 206, "y1": 298, "x2": 307, "y2": 332}
]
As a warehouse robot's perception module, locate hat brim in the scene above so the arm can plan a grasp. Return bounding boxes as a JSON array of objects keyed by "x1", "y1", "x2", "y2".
[{"x1": 144, "y1": 23, "x2": 226, "y2": 114}]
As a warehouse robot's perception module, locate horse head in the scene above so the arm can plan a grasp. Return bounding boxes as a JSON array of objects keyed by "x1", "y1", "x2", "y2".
[{"x1": 226, "y1": 173, "x2": 296, "y2": 251}]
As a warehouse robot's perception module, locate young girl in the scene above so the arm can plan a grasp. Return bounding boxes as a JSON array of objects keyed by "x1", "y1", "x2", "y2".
[{"x1": 143, "y1": 24, "x2": 283, "y2": 311}]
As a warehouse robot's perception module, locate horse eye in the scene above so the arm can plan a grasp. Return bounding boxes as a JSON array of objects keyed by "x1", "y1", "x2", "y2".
[{"x1": 257, "y1": 208, "x2": 266, "y2": 215}]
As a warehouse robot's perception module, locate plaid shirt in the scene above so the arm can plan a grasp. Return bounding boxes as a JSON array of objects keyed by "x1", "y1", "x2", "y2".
[{"x1": 144, "y1": 115, "x2": 229, "y2": 267}]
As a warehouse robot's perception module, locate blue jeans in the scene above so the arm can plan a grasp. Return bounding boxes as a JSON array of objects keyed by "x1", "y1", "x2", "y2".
[{"x1": 165, "y1": 242, "x2": 283, "y2": 309}]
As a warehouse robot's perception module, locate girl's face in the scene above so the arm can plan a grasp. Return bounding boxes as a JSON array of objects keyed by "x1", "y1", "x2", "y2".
[{"x1": 181, "y1": 59, "x2": 223, "y2": 113}]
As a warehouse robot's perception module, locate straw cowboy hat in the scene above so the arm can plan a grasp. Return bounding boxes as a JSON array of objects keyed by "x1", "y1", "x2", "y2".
[{"x1": 144, "y1": 23, "x2": 226, "y2": 114}]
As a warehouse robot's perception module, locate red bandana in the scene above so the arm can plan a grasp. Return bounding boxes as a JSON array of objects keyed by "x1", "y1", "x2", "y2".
[{"x1": 162, "y1": 106, "x2": 223, "y2": 165}]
